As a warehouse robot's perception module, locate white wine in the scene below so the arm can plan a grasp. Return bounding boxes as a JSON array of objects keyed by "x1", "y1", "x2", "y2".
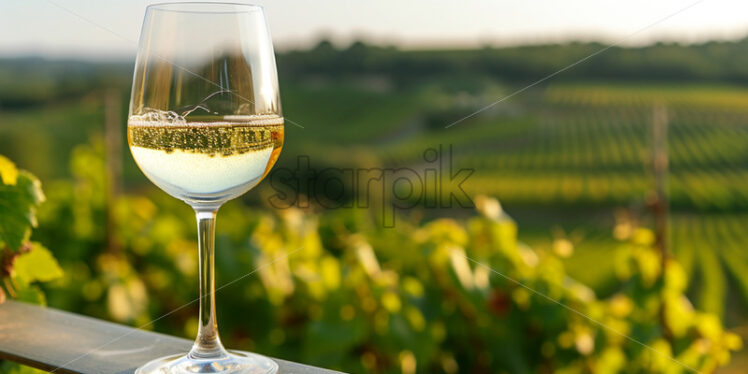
[{"x1": 128, "y1": 114, "x2": 284, "y2": 204}]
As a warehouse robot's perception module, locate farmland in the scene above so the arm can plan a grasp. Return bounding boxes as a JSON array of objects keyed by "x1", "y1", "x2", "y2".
[
  {"x1": 4, "y1": 76, "x2": 747, "y2": 325},
  {"x1": 275, "y1": 80, "x2": 748, "y2": 325},
  {"x1": 2, "y1": 46, "x2": 748, "y2": 371}
]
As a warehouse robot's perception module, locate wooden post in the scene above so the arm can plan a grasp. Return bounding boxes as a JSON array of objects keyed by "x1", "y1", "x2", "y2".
[
  {"x1": 651, "y1": 103, "x2": 675, "y2": 345},
  {"x1": 651, "y1": 103, "x2": 669, "y2": 261},
  {"x1": 105, "y1": 90, "x2": 123, "y2": 253}
]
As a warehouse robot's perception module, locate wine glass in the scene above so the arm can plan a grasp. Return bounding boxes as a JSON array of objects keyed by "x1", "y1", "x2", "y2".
[{"x1": 127, "y1": 3, "x2": 283, "y2": 374}]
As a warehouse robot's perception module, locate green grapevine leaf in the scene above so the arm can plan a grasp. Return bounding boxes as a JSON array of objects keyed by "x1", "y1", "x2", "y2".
[
  {"x1": 12, "y1": 283, "x2": 46, "y2": 305},
  {"x1": 13, "y1": 242, "x2": 63, "y2": 284},
  {"x1": 0, "y1": 169, "x2": 45, "y2": 251},
  {"x1": 0, "y1": 155, "x2": 19, "y2": 185}
]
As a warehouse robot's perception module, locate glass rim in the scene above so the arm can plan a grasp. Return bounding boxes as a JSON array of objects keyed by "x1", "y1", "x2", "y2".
[{"x1": 146, "y1": 2, "x2": 264, "y2": 14}]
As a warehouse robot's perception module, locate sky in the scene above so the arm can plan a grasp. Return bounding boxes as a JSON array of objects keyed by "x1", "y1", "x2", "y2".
[{"x1": 1, "y1": 0, "x2": 747, "y2": 59}]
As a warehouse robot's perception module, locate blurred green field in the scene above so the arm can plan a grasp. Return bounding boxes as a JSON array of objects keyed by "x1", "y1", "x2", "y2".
[
  {"x1": 3, "y1": 76, "x2": 748, "y2": 327},
  {"x1": 2, "y1": 47, "x2": 748, "y2": 371},
  {"x1": 378, "y1": 82, "x2": 748, "y2": 318}
]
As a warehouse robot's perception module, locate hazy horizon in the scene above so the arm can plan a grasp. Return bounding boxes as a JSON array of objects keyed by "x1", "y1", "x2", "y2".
[
  {"x1": 4, "y1": 32, "x2": 748, "y2": 63},
  {"x1": 1, "y1": 0, "x2": 747, "y2": 60}
]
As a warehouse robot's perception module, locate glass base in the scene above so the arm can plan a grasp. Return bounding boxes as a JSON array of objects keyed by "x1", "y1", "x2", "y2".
[{"x1": 135, "y1": 351, "x2": 279, "y2": 374}]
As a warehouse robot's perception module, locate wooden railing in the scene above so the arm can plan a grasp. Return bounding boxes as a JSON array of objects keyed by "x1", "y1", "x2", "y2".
[{"x1": 0, "y1": 300, "x2": 344, "y2": 374}]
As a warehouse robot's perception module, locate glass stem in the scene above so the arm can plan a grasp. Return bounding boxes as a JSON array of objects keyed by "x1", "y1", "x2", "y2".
[{"x1": 189, "y1": 208, "x2": 227, "y2": 359}]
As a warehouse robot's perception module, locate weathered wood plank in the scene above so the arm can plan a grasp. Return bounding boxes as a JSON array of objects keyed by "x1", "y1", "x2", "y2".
[{"x1": 0, "y1": 300, "x2": 345, "y2": 374}]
